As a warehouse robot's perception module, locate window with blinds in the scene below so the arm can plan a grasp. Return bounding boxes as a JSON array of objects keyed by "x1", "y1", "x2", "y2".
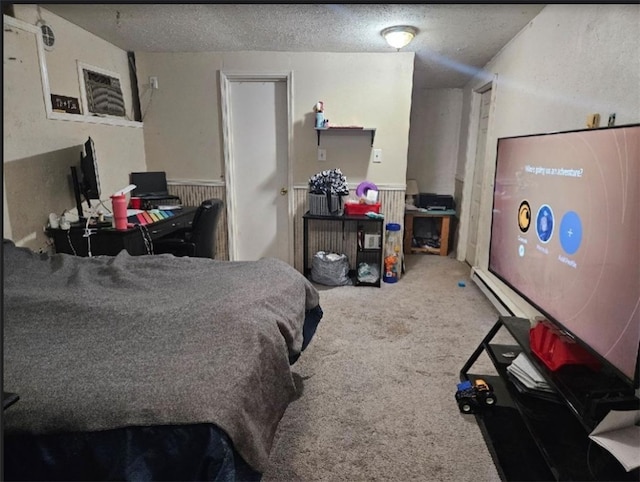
[{"x1": 78, "y1": 62, "x2": 126, "y2": 118}]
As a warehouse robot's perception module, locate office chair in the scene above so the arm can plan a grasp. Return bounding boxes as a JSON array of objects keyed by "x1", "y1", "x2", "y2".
[{"x1": 154, "y1": 198, "x2": 224, "y2": 258}]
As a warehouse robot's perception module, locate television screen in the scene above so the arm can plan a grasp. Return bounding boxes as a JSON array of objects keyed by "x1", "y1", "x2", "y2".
[{"x1": 489, "y1": 124, "x2": 640, "y2": 385}]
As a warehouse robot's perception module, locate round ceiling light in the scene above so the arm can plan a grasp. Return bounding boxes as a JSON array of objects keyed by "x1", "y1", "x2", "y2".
[{"x1": 381, "y1": 25, "x2": 417, "y2": 50}]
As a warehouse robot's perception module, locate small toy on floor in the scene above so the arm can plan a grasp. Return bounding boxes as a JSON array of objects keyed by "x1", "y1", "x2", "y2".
[{"x1": 455, "y1": 379, "x2": 497, "y2": 414}]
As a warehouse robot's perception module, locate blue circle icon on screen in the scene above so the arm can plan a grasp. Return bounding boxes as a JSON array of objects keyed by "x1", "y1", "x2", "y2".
[
  {"x1": 559, "y1": 211, "x2": 582, "y2": 255},
  {"x1": 536, "y1": 204, "x2": 554, "y2": 243}
]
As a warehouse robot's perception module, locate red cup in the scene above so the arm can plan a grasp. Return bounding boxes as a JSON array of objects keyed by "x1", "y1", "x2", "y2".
[
  {"x1": 111, "y1": 194, "x2": 128, "y2": 230},
  {"x1": 129, "y1": 197, "x2": 141, "y2": 209}
]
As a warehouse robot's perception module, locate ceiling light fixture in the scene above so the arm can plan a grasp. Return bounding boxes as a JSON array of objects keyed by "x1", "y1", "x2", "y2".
[{"x1": 381, "y1": 25, "x2": 417, "y2": 50}]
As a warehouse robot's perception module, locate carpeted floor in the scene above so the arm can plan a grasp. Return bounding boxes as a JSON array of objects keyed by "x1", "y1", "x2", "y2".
[{"x1": 263, "y1": 254, "x2": 505, "y2": 481}]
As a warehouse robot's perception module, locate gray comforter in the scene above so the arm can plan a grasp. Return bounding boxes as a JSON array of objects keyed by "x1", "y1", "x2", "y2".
[{"x1": 3, "y1": 240, "x2": 320, "y2": 472}]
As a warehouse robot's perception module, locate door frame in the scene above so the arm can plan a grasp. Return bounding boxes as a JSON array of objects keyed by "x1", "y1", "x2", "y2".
[
  {"x1": 219, "y1": 71, "x2": 294, "y2": 263},
  {"x1": 457, "y1": 74, "x2": 498, "y2": 265}
]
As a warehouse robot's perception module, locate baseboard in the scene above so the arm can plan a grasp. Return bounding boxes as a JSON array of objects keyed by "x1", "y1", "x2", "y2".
[{"x1": 471, "y1": 269, "x2": 514, "y2": 317}]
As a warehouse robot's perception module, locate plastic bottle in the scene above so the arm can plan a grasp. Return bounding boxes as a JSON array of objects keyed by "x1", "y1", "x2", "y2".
[
  {"x1": 111, "y1": 194, "x2": 128, "y2": 230},
  {"x1": 383, "y1": 222, "x2": 402, "y2": 283}
]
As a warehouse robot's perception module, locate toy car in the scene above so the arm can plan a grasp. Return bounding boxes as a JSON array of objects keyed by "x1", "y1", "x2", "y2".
[{"x1": 455, "y1": 378, "x2": 497, "y2": 413}]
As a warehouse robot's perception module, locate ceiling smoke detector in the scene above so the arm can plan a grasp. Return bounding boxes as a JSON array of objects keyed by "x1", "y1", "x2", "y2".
[{"x1": 36, "y1": 20, "x2": 56, "y2": 51}]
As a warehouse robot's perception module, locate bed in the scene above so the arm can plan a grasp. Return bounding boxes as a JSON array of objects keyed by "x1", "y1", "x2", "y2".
[{"x1": 2, "y1": 239, "x2": 323, "y2": 481}]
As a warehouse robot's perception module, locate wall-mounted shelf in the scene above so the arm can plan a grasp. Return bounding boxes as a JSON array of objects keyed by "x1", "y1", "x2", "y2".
[{"x1": 314, "y1": 127, "x2": 376, "y2": 147}]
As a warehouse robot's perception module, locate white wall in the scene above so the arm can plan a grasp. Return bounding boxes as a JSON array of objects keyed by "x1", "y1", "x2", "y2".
[
  {"x1": 135, "y1": 51, "x2": 414, "y2": 186},
  {"x1": 458, "y1": 4, "x2": 640, "y2": 316},
  {"x1": 3, "y1": 7, "x2": 146, "y2": 250},
  {"x1": 406, "y1": 88, "x2": 463, "y2": 194}
]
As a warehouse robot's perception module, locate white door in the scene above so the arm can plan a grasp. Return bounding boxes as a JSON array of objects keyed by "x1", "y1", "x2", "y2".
[
  {"x1": 466, "y1": 88, "x2": 492, "y2": 266},
  {"x1": 221, "y1": 74, "x2": 292, "y2": 263}
]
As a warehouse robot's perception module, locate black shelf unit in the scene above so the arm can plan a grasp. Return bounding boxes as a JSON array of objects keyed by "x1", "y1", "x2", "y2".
[
  {"x1": 302, "y1": 211, "x2": 383, "y2": 287},
  {"x1": 461, "y1": 316, "x2": 639, "y2": 482},
  {"x1": 314, "y1": 127, "x2": 376, "y2": 146}
]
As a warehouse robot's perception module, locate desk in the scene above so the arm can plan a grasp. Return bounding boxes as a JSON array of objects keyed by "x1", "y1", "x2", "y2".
[
  {"x1": 47, "y1": 207, "x2": 197, "y2": 257},
  {"x1": 403, "y1": 209, "x2": 456, "y2": 256}
]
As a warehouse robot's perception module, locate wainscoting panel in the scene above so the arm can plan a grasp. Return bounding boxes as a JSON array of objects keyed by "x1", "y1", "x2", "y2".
[
  {"x1": 168, "y1": 183, "x2": 228, "y2": 260},
  {"x1": 169, "y1": 182, "x2": 406, "y2": 272},
  {"x1": 293, "y1": 187, "x2": 406, "y2": 273}
]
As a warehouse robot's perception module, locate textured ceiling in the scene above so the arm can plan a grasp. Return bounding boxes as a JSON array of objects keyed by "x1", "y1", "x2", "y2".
[{"x1": 42, "y1": 3, "x2": 546, "y2": 88}]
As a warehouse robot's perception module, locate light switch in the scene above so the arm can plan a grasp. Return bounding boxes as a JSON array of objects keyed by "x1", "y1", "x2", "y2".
[
  {"x1": 317, "y1": 148, "x2": 326, "y2": 161},
  {"x1": 373, "y1": 149, "x2": 382, "y2": 163}
]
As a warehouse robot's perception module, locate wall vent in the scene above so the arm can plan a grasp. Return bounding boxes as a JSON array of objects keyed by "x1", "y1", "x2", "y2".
[
  {"x1": 78, "y1": 62, "x2": 126, "y2": 118},
  {"x1": 36, "y1": 20, "x2": 55, "y2": 51}
]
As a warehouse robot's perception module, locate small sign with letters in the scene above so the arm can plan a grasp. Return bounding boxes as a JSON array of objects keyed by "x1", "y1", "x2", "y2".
[{"x1": 50, "y1": 94, "x2": 81, "y2": 114}]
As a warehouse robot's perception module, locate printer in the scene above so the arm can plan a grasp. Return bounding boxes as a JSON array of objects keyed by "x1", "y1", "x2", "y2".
[{"x1": 416, "y1": 193, "x2": 456, "y2": 211}]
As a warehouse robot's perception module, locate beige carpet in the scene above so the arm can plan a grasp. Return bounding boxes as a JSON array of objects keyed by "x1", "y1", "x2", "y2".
[{"x1": 263, "y1": 254, "x2": 504, "y2": 481}]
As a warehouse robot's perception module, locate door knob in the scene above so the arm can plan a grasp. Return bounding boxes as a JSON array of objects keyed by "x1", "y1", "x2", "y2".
[{"x1": 280, "y1": 187, "x2": 288, "y2": 195}]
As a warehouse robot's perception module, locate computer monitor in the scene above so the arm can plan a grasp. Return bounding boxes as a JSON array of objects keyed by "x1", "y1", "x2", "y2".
[
  {"x1": 71, "y1": 136, "x2": 101, "y2": 221},
  {"x1": 130, "y1": 171, "x2": 169, "y2": 197}
]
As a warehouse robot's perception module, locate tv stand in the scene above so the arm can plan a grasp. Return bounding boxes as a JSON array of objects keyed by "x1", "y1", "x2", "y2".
[{"x1": 461, "y1": 316, "x2": 639, "y2": 481}]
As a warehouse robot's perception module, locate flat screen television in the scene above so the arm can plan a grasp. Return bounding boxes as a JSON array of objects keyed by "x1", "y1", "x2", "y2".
[
  {"x1": 488, "y1": 124, "x2": 640, "y2": 387},
  {"x1": 71, "y1": 137, "x2": 102, "y2": 221}
]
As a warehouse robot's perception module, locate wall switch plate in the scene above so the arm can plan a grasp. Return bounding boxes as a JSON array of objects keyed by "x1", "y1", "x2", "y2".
[
  {"x1": 149, "y1": 76, "x2": 159, "y2": 89},
  {"x1": 586, "y1": 113, "x2": 600, "y2": 129},
  {"x1": 317, "y1": 148, "x2": 326, "y2": 161},
  {"x1": 373, "y1": 149, "x2": 382, "y2": 163}
]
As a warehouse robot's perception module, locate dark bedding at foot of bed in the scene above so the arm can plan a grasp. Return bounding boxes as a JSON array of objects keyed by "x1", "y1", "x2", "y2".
[{"x1": 4, "y1": 423, "x2": 261, "y2": 482}]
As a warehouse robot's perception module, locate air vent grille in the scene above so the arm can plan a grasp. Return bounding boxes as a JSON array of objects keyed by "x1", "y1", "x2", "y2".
[{"x1": 83, "y1": 69, "x2": 126, "y2": 117}]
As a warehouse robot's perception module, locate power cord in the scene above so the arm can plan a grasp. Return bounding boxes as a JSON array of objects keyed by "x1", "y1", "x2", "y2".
[
  {"x1": 141, "y1": 86, "x2": 155, "y2": 121},
  {"x1": 83, "y1": 215, "x2": 98, "y2": 257},
  {"x1": 137, "y1": 224, "x2": 154, "y2": 255},
  {"x1": 66, "y1": 229, "x2": 77, "y2": 256},
  {"x1": 98, "y1": 199, "x2": 112, "y2": 214}
]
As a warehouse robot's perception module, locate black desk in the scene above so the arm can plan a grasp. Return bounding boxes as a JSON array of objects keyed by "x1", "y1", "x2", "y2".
[{"x1": 47, "y1": 207, "x2": 198, "y2": 257}]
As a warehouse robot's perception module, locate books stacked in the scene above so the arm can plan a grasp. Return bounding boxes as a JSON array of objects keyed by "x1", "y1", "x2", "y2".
[{"x1": 506, "y1": 353, "x2": 559, "y2": 402}]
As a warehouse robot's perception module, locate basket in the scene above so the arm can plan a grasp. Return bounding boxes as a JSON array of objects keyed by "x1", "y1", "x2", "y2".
[{"x1": 309, "y1": 192, "x2": 344, "y2": 216}]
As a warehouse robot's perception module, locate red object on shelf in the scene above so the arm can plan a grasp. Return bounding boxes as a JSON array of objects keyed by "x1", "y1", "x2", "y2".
[
  {"x1": 344, "y1": 202, "x2": 381, "y2": 215},
  {"x1": 529, "y1": 320, "x2": 600, "y2": 372}
]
